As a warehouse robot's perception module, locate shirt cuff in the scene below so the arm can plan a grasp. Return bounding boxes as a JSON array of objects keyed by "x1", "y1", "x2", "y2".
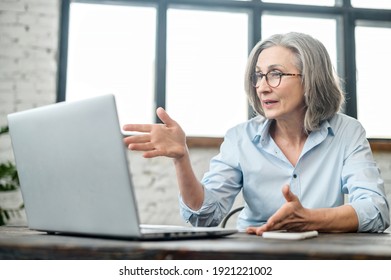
[{"x1": 349, "y1": 197, "x2": 389, "y2": 232}]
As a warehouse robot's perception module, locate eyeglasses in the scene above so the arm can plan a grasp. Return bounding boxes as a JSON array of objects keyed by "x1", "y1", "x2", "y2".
[{"x1": 250, "y1": 71, "x2": 302, "y2": 88}]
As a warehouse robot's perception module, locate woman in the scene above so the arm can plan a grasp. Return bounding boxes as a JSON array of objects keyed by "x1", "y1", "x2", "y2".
[{"x1": 123, "y1": 32, "x2": 390, "y2": 234}]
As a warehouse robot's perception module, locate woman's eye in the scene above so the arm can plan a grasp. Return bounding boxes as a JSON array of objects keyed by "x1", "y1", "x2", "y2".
[{"x1": 269, "y1": 71, "x2": 282, "y2": 78}]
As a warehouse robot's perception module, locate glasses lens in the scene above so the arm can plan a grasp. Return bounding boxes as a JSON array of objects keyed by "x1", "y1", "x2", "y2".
[
  {"x1": 266, "y1": 72, "x2": 281, "y2": 88},
  {"x1": 251, "y1": 73, "x2": 258, "y2": 87}
]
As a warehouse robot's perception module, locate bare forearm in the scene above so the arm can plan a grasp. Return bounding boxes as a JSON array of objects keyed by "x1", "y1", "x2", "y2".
[
  {"x1": 310, "y1": 205, "x2": 358, "y2": 233},
  {"x1": 173, "y1": 150, "x2": 204, "y2": 210},
  {"x1": 247, "y1": 186, "x2": 360, "y2": 235}
]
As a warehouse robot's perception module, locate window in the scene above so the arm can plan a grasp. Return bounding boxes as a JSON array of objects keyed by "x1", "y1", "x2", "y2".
[
  {"x1": 166, "y1": 8, "x2": 248, "y2": 136},
  {"x1": 262, "y1": 15, "x2": 337, "y2": 68},
  {"x1": 59, "y1": 0, "x2": 391, "y2": 141},
  {"x1": 355, "y1": 24, "x2": 391, "y2": 138},
  {"x1": 66, "y1": 3, "x2": 156, "y2": 127},
  {"x1": 351, "y1": 0, "x2": 391, "y2": 9},
  {"x1": 262, "y1": 0, "x2": 335, "y2": 6}
]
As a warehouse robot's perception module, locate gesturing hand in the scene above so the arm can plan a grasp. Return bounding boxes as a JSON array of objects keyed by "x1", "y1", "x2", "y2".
[
  {"x1": 246, "y1": 185, "x2": 311, "y2": 235},
  {"x1": 123, "y1": 107, "x2": 187, "y2": 159}
]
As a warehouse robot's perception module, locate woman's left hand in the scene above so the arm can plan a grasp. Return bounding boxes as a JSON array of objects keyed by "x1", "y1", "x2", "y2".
[{"x1": 246, "y1": 184, "x2": 312, "y2": 235}]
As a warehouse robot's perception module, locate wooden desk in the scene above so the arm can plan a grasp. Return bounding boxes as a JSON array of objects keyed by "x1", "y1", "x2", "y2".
[{"x1": 1, "y1": 226, "x2": 391, "y2": 260}]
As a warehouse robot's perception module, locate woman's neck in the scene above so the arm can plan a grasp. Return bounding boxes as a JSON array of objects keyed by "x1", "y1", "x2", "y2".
[{"x1": 270, "y1": 117, "x2": 308, "y2": 166}]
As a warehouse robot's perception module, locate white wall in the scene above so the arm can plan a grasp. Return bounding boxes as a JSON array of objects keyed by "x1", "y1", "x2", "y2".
[{"x1": 0, "y1": 0, "x2": 389, "y2": 227}]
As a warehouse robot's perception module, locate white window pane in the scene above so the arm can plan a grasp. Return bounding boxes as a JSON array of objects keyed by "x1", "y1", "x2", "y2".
[
  {"x1": 167, "y1": 9, "x2": 249, "y2": 137},
  {"x1": 355, "y1": 26, "x2": 391, "y2": 138},
  {"x1": 262, "y1": 0, "x2": 335, "y2": 6},
  {"x1": 66, "y1": 3, "x2": 156, "y2": 127},
  {"x1": 351, "y1": 0, "x2": 391, "y2": 9},
  {"x1": 262, "y1": 15, "x2": 337, "y2": 70}
]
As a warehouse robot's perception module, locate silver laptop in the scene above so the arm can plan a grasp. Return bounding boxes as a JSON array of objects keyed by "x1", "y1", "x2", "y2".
[{"x1": 7, "y1": 94, "x2": 237, "y2": 240}]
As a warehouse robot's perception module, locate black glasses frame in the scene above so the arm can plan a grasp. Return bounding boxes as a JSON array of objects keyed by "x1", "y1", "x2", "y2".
[{"x1": 251, "y1": 71, "x2": 302, "y2": 88}]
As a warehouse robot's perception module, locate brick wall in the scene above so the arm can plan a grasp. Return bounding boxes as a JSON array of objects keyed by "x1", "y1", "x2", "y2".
[
  {"x1": 0, "y1": 0, "x2": 390, "y2": 228},
  {"x1": 0, "y1": 0, "x2": 59, "y2": 163}
]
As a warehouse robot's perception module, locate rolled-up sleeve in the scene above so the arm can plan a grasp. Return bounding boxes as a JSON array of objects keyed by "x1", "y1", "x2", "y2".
[
  {"x1": 342, "y1": 124, "x2": 390, "y2": 232},
  {"x1": 179, "y1": 127, "x2": 243, "y2": 227},
  {"x1": 179, "y1": 187, "x2": 225, "y2": 227}
]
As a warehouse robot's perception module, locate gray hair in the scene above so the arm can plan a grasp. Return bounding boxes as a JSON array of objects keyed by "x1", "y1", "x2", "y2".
[{"x1": 244, "y1": 32, "x2": 345, "y2": 132}]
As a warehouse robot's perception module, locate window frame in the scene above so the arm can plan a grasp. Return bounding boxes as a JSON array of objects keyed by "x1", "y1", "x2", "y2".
[{"x1": 58, "y1": 0, "x2": 391, "y2": 151}]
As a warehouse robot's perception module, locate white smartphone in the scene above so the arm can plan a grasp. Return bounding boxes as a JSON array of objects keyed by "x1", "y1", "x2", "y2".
[{"x1": 262, "y1": 230, "x2": 318, "y2": 240}]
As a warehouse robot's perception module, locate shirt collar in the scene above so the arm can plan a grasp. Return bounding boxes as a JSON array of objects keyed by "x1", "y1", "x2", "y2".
[
  {"x1": 253, "y1": 118, "x2": 274, "y2": 146},
  {"x1": 310, "y1": 118, "x2": 334, "y2": 143},
  {"x1": 252, "y1": 117, "x2": 335, "y2": 147},
  {"x1": 317, "y1": 118, "x2": 334, "y2": 137}
]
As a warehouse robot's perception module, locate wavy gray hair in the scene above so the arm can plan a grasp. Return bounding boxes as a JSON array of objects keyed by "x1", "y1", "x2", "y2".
[{"x1": 244, "y1": 32, "x2": 345, "y2": 132}]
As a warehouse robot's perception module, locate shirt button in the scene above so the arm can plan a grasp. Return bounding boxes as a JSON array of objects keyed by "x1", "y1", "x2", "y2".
[{"x1": 293, "y1": 174, "x2": 297, "y2": 178}]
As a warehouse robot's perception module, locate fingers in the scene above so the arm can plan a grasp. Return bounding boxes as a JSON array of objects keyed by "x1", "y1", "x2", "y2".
[
  {"x1": 246, "y1": 186, "x2": 293, "y2": 236},
  {"x1": 122, "y1": 108, "x2": 185, "y2": 159},
  {"x1": 142, "y1": 149, "x2": 166, "y2": 158},
  {"x1": 264, "y1": 186, "x2": 295, "y2": 229},
  {"x1": 246, "y1": 217, "x2": 286, "y2": 236},
  {"x1": 127, "y1": 142, "x2": 155, "y2": 152},
  {"x1": 124, "y1": 133, "x2": 149, "y2": 144},
  {"x1": 123, "y1": 123, "x2": 153, "y2": 133},
  {"x1": 282, "y1": 184, "x2": 298, "y2": 203},
  {"x1": 123, "y1": 136, "x2": 165, "y2": 158},
  {"x1": 246, "y1": 186, "x2": 307, "y2": 236},
  {"x1": 246, "y1": 227, "x2": 258, "y2": 235},
  {"x1": 156, "y1": 107, "x2": 176, "y2": 127},
  {"x1": 123, "y1": 108, "x2": 179, "y2": 133},
  {"x1": 246, "y1": 224, "x2": 269, "y2": 236},
  {"x1": 123, "y1": 134, "x2": 152, "y2": 151}
]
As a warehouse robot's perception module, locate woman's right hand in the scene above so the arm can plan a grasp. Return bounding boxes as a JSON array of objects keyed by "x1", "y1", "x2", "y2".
[{"x1": 123, "y1": 107, "x2": 187, "y2": 159}]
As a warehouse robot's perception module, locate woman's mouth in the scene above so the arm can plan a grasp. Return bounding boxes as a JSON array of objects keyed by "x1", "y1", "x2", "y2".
[{"x1": 263, "y1": 99, "x2": 278, "y2": 108}]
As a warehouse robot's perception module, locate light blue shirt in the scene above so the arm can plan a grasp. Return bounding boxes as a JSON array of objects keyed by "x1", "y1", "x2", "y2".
[{"x1": 179, "y1": 113, "x2": 390, "y2": 232}]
